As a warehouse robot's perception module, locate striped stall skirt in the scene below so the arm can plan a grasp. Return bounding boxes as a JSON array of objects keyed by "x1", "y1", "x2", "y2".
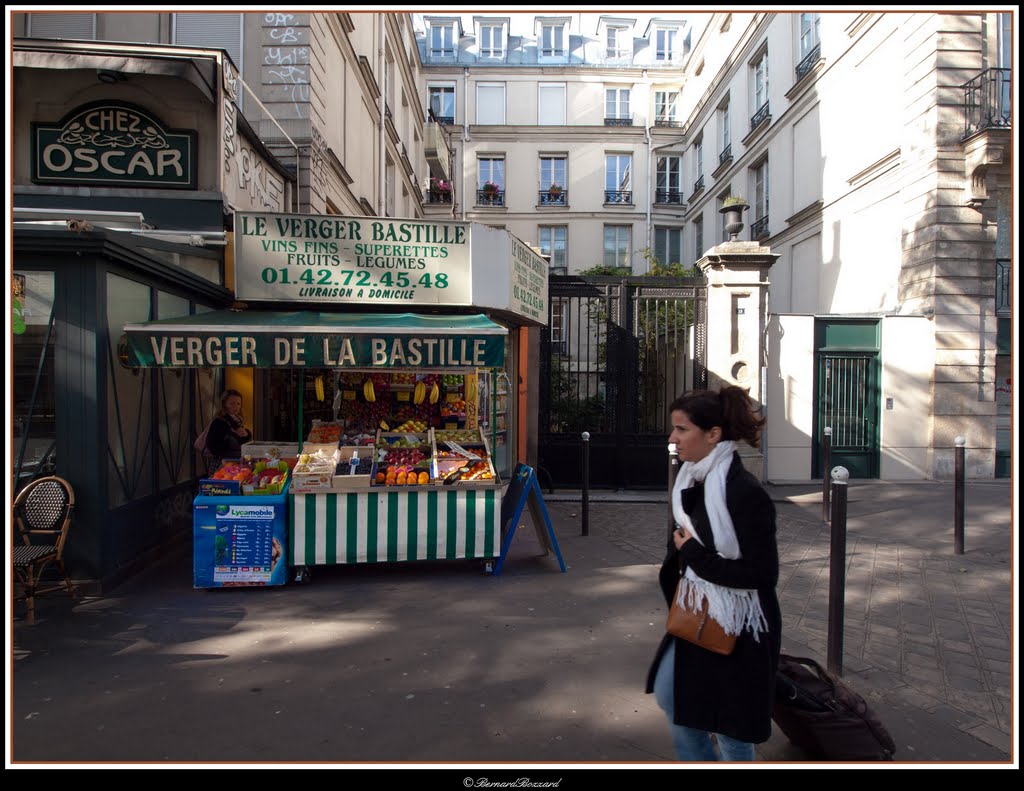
[{"x1": 290, "y1": 488, "x2": 500, "y2": 566}]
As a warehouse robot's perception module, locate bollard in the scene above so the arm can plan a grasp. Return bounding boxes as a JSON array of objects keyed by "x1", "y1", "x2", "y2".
[
  {"x1": 827, "y1": 465, "x2": 849, "y2": 677},
  {"x1": 668, "y1": 442, "x2": 679, "y2": 544},
  {"x1": 581, "y1": 431, "x2": 591, "y2": 536},
  {"x1": 954, "y1": 436, "x2": 965, "y2": 555},
  {"x1": 822, "y1": 427, "x2": 832, "y2": 522}
]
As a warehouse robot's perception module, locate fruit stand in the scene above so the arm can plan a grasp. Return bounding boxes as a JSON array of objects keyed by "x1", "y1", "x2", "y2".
[{"x1": 121, "y1": 309, "x2": 512, "y2": 578}]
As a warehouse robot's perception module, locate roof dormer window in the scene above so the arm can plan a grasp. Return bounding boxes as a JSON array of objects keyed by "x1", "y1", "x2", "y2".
[
  {"x1": 536, "y1": 17, "x2": 570, "y2": 60},
  {"x1": 483, "y1": 22, "x2": 507, "y2": 57},
  {"x1": 645, "y1": 19, "x2": 689, "y2": 64},
  {"x1": 426, "y1": 17, "x2": 462, "y2": 59},
  {"x1": 597, "y1": 16, "x2": 635, "y2": 61}
]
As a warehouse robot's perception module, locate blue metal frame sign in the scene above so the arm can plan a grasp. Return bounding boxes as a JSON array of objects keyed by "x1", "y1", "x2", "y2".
[{"x1": 494, "y1": 463, "x2": 565, "y2": 575}]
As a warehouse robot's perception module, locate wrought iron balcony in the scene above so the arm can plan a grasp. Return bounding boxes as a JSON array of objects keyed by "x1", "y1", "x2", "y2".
[
  {"x1": 604, "y1": 117, "x2": 633, "y2": 127},
  {"x1": 750, "y1": 215, "x2": 769, "y2": 240},
  {"x1": 476, "y1": 189, "x2": 505, "y2": 207},
  {"x1": 996, "y1": 258, "x2": 1011, "y2": 314},
  {"x1": 428, "y1": 113, "x2": 454, "y2": 125},
  {"x1": 425, "y1": 190, "x2": 452, "y2": 204},
  {"x1": 692, "y1": 175, "x2": 705, "y2": 194},
  {"x1": 962, "y1": 68, "x2": 1011, "y2": 139},
  {"x1": 655, "y1": 189, "x2": 684, "y2": 204},
  {"x1": 539, "y1": 190, "x2": 567, "y2": 206},
  {"x1": 795, "y1": 43, "x2": 821, "y2": 81},
  {"x1": 654, "y1": 118, "x2": 683, "y2": 128},
  {"x1": 718, "y1": 145, "x2": 732, "y2": 166},
  {"x1": 604, "y1": 190, "x2": 632, "y2": 204},
  {"x1": 750, "y1": 102, "x2": 770, "y2": 131}
]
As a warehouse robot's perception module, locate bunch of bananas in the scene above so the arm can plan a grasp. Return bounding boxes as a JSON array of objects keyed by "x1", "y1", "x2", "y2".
[
  {"x1": 413, "y1": 381, "x2": 427, "y2": 405},
  {"x1": 315, "y1": 375, "x2": 325, "y2": 402},
  {"x1": 363, "y1": 378, "x2": 376, "y2": 402},
  {"x1": 429, "y1": 382, "x2": 440, "y2": 404},
  {"x1": 464, "y1": 375, "x2": 477, "y2": 403}
]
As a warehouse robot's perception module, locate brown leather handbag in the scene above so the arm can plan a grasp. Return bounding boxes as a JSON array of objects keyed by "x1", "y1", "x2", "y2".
[{"x1": 667, "y1": 581, "x2": 738, "y2": 655}]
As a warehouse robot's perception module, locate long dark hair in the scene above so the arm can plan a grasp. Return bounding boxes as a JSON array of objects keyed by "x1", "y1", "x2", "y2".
[{"x1": 669, "y1": 386, "x2": 766, "y2": 448}]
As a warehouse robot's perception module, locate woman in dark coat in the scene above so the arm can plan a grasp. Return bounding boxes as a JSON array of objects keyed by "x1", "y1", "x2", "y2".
[
  {"x1": 645, "y1": 386, "x2": 781, "y2": 761},
  {"x1": 205, "y1": 388, "x2": 252, "y2": 470}
]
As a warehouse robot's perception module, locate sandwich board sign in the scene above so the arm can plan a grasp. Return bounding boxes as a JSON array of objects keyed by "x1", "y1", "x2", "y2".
[{"x1": 494, "y1": 463, "x2": 565, "y2": 575}]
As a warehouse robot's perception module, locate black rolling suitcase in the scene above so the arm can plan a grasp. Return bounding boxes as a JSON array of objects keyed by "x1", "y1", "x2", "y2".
[{"x1": 773, "y1": 654, "x2": 896, "y2": 761}]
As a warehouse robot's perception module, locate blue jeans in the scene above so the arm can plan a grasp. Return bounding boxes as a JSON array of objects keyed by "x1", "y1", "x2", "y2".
[{"x1": 653, "y1": 641, "x2": 756, "y2": 761}]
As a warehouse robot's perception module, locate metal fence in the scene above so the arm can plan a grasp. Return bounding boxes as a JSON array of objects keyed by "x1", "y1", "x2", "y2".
[{"x1": 539, "y1": 274, "x2": 707, "y2": 489}]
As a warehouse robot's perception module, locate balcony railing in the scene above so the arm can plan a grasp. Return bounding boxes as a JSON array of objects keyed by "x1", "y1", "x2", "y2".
[
  {"x1": 996, "y1": 258, "x2": 1011, "y2": 314},
  {"x1": 693, "y1": 175, "x2": 705, "y2": 194},
  {"x1": 476, "y1": 189, "x2": 505, "y2": 207},
  {"x1": 425, "y1": 190, "x2": 452, "y2": 204},
  {"x1": 750, "y1": 102, "x2": 770, "y2": 131},
  {"x1": 718, "y1": 145, "x2": 732, "y2": 166},
  {"x1": 539, "y1": 190, "x2": 567, "y2": 206},
  {"x1": 750, "y1": 215, "x2": 770, "y2": 239},
  {"x1": 654, "y1": 118, "x2": 683, "y2": 128},
  {"x1": 655, "y1": 189, "x2": 684, "y2": 204},
  {"x1": 604, "y1": 190, "x2": 632, "y2": 204},
  {"x1": 795, "y1": 43, "x2": 821, "y2": 81},
  {"x1": 604, "y1": 117, "x2": 633, "y2": 127},
  {"x1": 428, "y1": 113, "x2": 454, "y2": 125},
  {"x1": 962, "y1": 68, "x2": 1011, "y2": 139}
]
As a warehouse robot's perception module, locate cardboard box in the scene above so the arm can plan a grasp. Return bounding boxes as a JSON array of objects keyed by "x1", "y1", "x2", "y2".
[
  {"x1": 241, "y1": 441, "x2": 299, "y2": 460},
  {"x1": 332, "y1": 474, "x2": 371, "y2": 491},
  {"x1": 301, "y1": 442, "x2": 341, "y2": 463},
  {"x1": 198, "y1": 478, "x2": 243, "y2": 497},
  {"x1": 290, "y1": 470, "x2": 336, "y2": 494}
]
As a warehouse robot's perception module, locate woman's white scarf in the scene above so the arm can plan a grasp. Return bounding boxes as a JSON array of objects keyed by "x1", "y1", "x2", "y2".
[{"x1": 672, "y1": 440, "x2": 768, "y2": 641}]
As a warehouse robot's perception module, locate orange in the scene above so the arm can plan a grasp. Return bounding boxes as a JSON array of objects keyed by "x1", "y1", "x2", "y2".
[
  {"x1": 375, "y1": 472, "x2": 385, "y2": 483},
  {"x1": 418, "y1": 472, "x2": 429, "y2": 485}
]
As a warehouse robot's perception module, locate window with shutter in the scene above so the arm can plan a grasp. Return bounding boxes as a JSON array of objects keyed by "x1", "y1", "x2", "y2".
[
  {"x1": 27, "y1": 13, "x2": 96, "y2": 39},
  {"x1": 538, "y1": 83, "x2": 566, "y2": 125},
  {"x1": 174, "y1": 13, "x2": 243, "y2": 72},
  {"x1": 477, "y1": 83, "x2": 505, "y2": 125}
]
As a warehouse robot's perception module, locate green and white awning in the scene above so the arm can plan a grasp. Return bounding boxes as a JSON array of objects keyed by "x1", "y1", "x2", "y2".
[{"x1": 122, "y1": 310, "x2": 507, "y2": 368}]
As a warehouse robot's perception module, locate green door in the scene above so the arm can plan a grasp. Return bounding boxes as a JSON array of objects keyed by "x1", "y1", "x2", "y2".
[{"x1": 813, "y1": 321, "x2": 880, "y2": 479}]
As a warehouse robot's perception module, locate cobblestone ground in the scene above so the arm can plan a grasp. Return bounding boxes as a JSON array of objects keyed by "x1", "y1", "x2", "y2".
[{"x1": 543, "y1": 499, "x2": 1012, "y2": 755}]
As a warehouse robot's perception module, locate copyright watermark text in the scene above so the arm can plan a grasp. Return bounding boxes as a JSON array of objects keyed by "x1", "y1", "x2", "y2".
[{"x1": 464, "y1": 780, "x2": 562, "y2": 789}]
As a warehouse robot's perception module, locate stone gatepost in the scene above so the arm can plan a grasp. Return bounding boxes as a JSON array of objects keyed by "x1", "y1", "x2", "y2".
[{"x1": 696, "y1": 240, "x2": 778, "y2": 480}]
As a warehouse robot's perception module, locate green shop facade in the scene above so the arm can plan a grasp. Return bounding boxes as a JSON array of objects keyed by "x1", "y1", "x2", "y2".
[{"x1": 11, "y1": 39, "x2": 296, "y2": 588}]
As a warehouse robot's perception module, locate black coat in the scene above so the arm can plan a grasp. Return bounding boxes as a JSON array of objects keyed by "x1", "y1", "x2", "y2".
[
  {"x1": 645, "y1": 452, "x2": 782, "y2": 744},
  {"x1": 206, "y1": 414, "x2": 252, "y2": 461}
]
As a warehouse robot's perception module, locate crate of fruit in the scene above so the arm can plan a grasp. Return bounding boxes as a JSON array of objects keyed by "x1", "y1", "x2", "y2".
[
  {"x1": 247, "y1": 460, "x2": 290, "y2": 496},
  {"x1": 307, "y1": 420, "x2": 343, "y2": 444},
  {"x1": 436, "y1": 458, "x2": 499, "y2": 486},
  {"x1": 431, "y1": 433, "x2": 495, "y2": 483},
  {"x1": 199, "y1": 459, "x2": 251, "y2": 496},
  {"x1": 372, "y1": 463, "x2": 432, "y2": 487}
]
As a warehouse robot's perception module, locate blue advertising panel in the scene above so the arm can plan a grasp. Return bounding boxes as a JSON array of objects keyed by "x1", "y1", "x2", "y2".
[{"x1": 193, "y1": 481, "x2": 290, "y2": 588}]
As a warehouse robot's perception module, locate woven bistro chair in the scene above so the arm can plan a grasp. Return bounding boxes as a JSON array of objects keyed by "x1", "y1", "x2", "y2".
[{"x1": 13, "y1": 475, "x2": 78, "y2": 625}]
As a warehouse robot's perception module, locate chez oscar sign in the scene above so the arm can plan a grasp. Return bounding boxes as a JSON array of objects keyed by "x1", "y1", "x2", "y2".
[{"x1": 31, "y1": 101, "x2": 197, "y2": 188}]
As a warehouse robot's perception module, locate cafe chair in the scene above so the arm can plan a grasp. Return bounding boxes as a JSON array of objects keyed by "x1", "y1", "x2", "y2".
[{"x1": 13, "y1": 475, "x2": 78, "y2": 625}]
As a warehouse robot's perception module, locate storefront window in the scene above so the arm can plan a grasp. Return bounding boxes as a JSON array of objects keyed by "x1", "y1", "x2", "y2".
[
  {"x1": 107, "y1": 273, "x2": 155, "y2": 506},
  {"x1": 12, "y1": 271, "x2": 57, "y2": 492},
  {"x1": 157, "y1": 292, "x2": 192, "y2": 486}
]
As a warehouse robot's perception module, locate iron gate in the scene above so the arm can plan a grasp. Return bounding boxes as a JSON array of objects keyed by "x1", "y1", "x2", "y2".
[{"x1": 539, "y1": 275, "x2": 707, "y2": 489}]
